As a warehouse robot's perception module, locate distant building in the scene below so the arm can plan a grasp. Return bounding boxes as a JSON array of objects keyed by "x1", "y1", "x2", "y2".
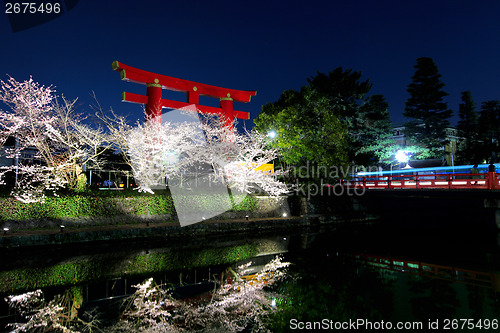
[
  {"x1": 391, "y1": 126, "x2": 406, "y2": 146},
  {"x1": 0, "y1": 136, "x2": 40, "y2": 169}
]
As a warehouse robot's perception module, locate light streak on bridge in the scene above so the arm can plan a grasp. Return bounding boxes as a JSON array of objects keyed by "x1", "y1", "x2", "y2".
[{"x1": 346, "y1": 164, "x2": 500, "y2": 190}]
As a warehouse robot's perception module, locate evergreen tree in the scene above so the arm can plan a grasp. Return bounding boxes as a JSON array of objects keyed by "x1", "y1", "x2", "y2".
[
  {"x1": 478, "y1": 100, "x2": 500, "y2": 163},
  {"x1": 403, "y1": 57, "x2": 452, "y2": 159},
  {"x1": 456, "y1": 91, "x2": 479, "y2": 164},
  {"x1": 354, "y1": 94, "x2": 396, "y2": 165},
  {"x1": 307, "y1": 68, "x2": 373, "y2": 121}
]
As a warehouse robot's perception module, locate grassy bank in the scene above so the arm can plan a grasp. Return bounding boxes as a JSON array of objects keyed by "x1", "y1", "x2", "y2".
[{"x1": 0, "y1": 191, "x2": 258, "y2": 221}]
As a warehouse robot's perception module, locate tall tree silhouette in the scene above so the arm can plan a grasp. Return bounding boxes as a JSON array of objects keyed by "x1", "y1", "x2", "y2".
[
  {"x1": 403, "y1": 57, "x2": 452, "y2": 159},
  {"x1": 456, "y1": 91, "x2": 479, "y2": 164},
  {"x1": 478, "y1": 100, "x2": 500, "y2": 163}
]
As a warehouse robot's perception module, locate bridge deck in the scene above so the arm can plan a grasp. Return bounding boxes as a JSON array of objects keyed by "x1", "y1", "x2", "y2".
[{"x1": 345, "y1": 172, "x2": 500, "y2": 190}]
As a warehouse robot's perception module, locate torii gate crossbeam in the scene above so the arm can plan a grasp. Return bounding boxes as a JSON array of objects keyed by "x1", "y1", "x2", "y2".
[{"x1": 112, "y1": 61, "x2": 257, "y2": 128}]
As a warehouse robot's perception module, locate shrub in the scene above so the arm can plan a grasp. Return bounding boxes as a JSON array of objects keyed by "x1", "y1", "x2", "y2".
[{"x1": 0, "y1": 193, "x2": 258, "y2": 221}]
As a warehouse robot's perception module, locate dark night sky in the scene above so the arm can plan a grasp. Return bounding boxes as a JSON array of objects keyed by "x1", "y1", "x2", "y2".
[{"x1": 1, "y1": 0, "x2": 500, "y2": 128}]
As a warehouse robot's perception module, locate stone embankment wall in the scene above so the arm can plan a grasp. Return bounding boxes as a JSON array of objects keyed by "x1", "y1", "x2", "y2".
[
  {"x1": 1, "y1": 195, "x2": 290, "y2": 231},
  {"x1": 0, "y1": 194, "x2": 379, "y2": 248},
  {"x1": 0, "y1": 196, "x2": 293, "y2": 248}
]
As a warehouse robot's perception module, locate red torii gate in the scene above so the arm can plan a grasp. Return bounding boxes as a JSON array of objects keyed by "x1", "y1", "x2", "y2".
[{"x1": 112, "y1": 61, "x2": 257, "y2": 129}]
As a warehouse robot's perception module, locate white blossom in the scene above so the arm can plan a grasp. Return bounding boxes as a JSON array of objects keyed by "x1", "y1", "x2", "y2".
[
  {"x1": 101, "y1": 107, "x2": 290, "y2": 198},
  {"x1": 5, "y1": 289, "x2": 99, "y2": 333},
  {"x1": 110, "y1": 255, "x2": 290, "y2": 332},
  {"x1": 5, "y1": 256, "x2": 290, "y2": 332},
  {"x1": 0, "y1": 77, "x2": 111, "y2": 201}
]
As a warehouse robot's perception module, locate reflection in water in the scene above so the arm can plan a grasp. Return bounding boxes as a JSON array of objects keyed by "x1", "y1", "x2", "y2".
[
  {"x1": 269, "y1": 225, "x2": 500, "y2": 332},
  {"x1": 0, "y1": 233, "x2": 289, "y2": 294},
  {"x1": 1, "y1": 224, "x2": 499, "y2": 331},
  {"x1": 351, "y1": 253, "x2": 498, "y2": 290},
  {"x1": 4, "y1": 256, "x2": 290, "y2": 332}
]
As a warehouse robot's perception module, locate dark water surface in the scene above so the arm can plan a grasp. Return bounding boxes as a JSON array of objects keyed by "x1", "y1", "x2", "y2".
[
  {"x1": 1, "y1": 222, "x2": 499, "y2": 332},
  {"x1": 274, "y1": 224, "x2": 500, "y2": 332}
]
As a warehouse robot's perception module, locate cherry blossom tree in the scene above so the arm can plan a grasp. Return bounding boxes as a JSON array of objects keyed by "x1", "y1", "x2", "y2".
[
  {"x1": 100, "y1": 106, "x2": 288, "y2": 197},
  {"x1": 0, "y1": 76, "x2": 110, "y2": 202}
]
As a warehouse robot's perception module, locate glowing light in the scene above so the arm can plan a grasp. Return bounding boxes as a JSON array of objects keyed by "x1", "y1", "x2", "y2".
[
  {"x1": 395, "y1": 150, "x2": 409, "y2": 163},
  {"x1": 282, "y1": 212, "x2": 287, "y2": 217},
  {"x1": 271, "y1": 298, "x2": 276, "y2": 307},
  {"x1": 268, "y1": 130, "x2": 277, "y2": 139}
]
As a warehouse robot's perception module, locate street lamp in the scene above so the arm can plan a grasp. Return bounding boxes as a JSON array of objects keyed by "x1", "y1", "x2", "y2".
[
  {"x1": 267, "y1": 131, "x2": 277, "y2": 177},
  {"x1": 391, "y1": 150, "x2": 410, "y2": 175},
  {"x1": 395, "y1": 150, "x2": 409, "y2": 164}
]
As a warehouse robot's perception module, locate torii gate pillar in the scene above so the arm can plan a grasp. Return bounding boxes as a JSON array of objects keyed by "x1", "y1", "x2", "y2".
[
  {"x1": 220, "y1": 97, "x2": 233, "y2": 127},
  {"x1": 146, "y1": 80, "x2": 162, "y2": 121}
]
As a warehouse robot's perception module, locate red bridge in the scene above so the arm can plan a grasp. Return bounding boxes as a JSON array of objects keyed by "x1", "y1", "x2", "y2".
[
  {"x1": 341, "y1": 165, "x2": 500, "y2": 230},
  {"x1": 345, "y1": 172, "x2": 500, "y2": 190}
]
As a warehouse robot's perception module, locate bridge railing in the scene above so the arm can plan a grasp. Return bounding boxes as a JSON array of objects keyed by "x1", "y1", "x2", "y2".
[{"x1": 344, "y1": 172, "x2": 500, "y2": 190}]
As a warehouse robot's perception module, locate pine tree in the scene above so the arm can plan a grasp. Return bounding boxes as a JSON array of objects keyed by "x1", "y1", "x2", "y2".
[
  {"x1": 403, "y1": 57, "x2": 452, "y2": 159},
  {"x1": 478, "y1": 100, "x2": 500, "y2": 163},
  {"x1": 354, "y1": 94, "x2": 396, "y2": 164},
  {"x1": 456, "y1": 91, "x2": 479, "y2": 164}
]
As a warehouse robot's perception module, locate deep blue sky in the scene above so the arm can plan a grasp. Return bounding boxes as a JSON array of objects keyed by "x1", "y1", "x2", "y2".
[{"x1": 1, "y1": 0, "x2": 500, "y2": 127}]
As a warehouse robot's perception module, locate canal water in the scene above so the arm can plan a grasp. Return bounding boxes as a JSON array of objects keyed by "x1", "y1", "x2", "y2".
[
  {"x1": 275, "y1": 224, "x2": 500, "y2": 332},
  {"x1": 0, "y1": 222, "x2": 499, "y2": 332}
]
